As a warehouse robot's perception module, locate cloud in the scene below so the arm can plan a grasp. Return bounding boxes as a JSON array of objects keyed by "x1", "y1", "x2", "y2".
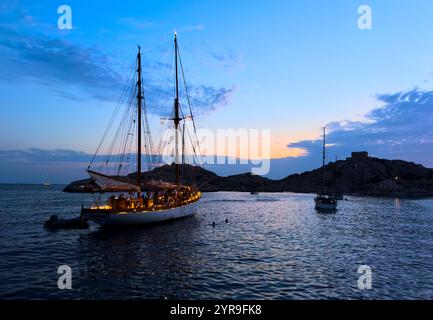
[
  {"x1": 0, "y1": 25, "x2": 237, "y2": 113},
  {"x1": 117, "y1": 18, "x2": 204, "y2": 32},
  {"x1": 0, "y1": 26, "x2": 125, "y2": 101},
  {"x1": 179, "y1": 24, "x2": 205, "y2": 32},
  {"x1": 188, "y1": 85, "x2": 237, "y2": 112},
  {"x1": 0, "y1": 146, "x2": 328, "y2": 182},
  {"x1": 142, "y1": 82, "x2": 237, "y2": 116},
  {"x1": 117, "y1": 17, "x2": 158, "y2": 29},
  {"x1": 0, "y1": 147, "x2": 308, "y2": 183},
  {"x1": 139, "y1": 56, "x2": 237, "y2": 114},
  {"x1": 288, "y1": 88, "x2": 433, "y2": 167},
  {"x1": 211, "y1": 49, "x2": 245, "y2": 71},
  {"x1": 3, "y1": 88, "x2": 433, "y2": 182},
  {"x1": 0, "y1": 148, "x2": 92, "y2": 163},
  {"x1": 0, "y1": 148, "x2": 94, "y2": 184}
]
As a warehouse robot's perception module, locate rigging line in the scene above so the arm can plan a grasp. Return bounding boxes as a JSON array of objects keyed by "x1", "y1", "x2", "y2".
[
  {"x1": 131, "y1": 132, "x2": 137, "y2": 180},
  {"x1": 179, "y1": 105, "x2": 200, "y2": 165},
  {"x1": 105, "y1": 89, "x2": 131, "y2": 170},
  {"x1": 154, "y1": 51, "x2": 176, "y2": 160},
  {"x1": 117, "y1": 99, "x2": 135, "y2": 176},
  {"x1": 113, "y1": 103, "x2": 127, "y2": 170},
  {"x1": 179, "y1": 104, "x2": 200, "y2": 166},
  {"x1": 179, "y1": 104, "x2": 193, "y2": 159},
  {"x1": 160, "y1": 48, "x2": 175, "y2": 118},
  {"x1": 89, "y1": 61, "x2": 136, "y2": 169},
  {"x1": 155, "y1": 48, "x2": 174, "y2": 121},
  {"x1": 140, "y1": 89, "x2": 153, "y2": 170},
  {"x1": 126, "y1": 86, "x2": 138, "y2": 166},
  {"x1": 175, "y1": 105, "x2": 197, "y2": 184},
  {"x1": 94, "y1": 72, "x2": 133, "y2": 171},
  {"x1": 121, "y1": 99, "x2": 135, "y2": 176},
  {"x1": 181, "y1": 123, "x2": 198, "y2": 185},
  {"x1": 177, "y1": 45, "x2": 203, "y2": 164},
  {"x1": 178, "y1": 77, "x2": 200, "y2": 165},
  {"x1": 152, "y1": 48, "x2": 174, "y2": 160},
  {"x1": 159, "y1": 121, "x2": 174, "y2": 165},
  {"x1": 98, "y1": 66, "x2": 136, "y2": 173},
  {"x1": 156, "y1": 92, "x2": 174, "y2": 160},
  {"x1": 177, "y1": 131, "x2": 196, "y2": 186},
  {"x1": 125, "y1": 108, "x2": 136, "y2": 176},
  {"x1": 105, "y1": 80, "x2": 136, "y2": 174},
  {"x1": 182, "y1": 121, "x2": 186, "y2": 179},
  {"x1": 184, "y1": 127, "x2": 198, "y2": 185},
  {"x1": 149, "y1": 43, "x2": 173, "y2": 116},
  {"x1": 141, "y1": 78, "x2": 156, "y2": 166},
  {"x1": 141, "y1": 113, "x2": 152, "y2": 171},
  {"x1": 151, "y1": 44, "x2": 175, "y2": 176},
  {"x1": 144, "y1": 122, "x2": 155, "y2": 170},
  {"x1": 125, "y1": 99, "x2": 137, "y2": 177},
  {"x1": 125, "y1": 111, "x2": 137, "y2": 176}
]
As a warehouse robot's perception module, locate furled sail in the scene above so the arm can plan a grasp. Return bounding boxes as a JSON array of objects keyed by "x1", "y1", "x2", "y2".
[
  {"x1": 87, "y1": 170, "x2": 140, "y2": 192},
  {"x1": 87, "y1": 170, "x2": 184, "y2": 193},
  {"x1": 144, "y1": 180, "x2": 183, "y2": 190}
]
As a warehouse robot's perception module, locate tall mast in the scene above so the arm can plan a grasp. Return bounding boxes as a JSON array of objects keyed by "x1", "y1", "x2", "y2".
[
  {"x1": 322, "y1": 126, "x2": 326, "y2": 195},
  {"x1": 174, "y1": 33, "x2": 181, "y2": 184},
  {"x1": 136, "y1": 45, "x2": 142, "y2": 195}
]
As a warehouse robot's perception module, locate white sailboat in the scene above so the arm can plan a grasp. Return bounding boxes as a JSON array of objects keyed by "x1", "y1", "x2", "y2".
[
  {"x1": 80, "y1": 34, "x2": 202, "y2": 227},
  {"x1": 314, "y1": 127, "x2": 338, "y2": 211}
]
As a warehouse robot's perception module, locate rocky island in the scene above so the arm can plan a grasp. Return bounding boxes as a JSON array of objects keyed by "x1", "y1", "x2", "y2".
[{"x1": 64, "y1": 152, "x2": 433, "y2": 198}]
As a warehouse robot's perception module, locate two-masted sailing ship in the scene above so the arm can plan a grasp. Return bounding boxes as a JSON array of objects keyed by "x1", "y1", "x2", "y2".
[
  {"x1": 314, "y1": 127, "x2": 338, "y2": 211},
  {"x1": 80, "y1": 34, "x2": 202, "y2": 227}
]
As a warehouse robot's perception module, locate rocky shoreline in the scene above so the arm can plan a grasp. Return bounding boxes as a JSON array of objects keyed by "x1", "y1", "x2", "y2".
[{"x1": 64, "y1": 154, "x2": 433, "y2": 198}]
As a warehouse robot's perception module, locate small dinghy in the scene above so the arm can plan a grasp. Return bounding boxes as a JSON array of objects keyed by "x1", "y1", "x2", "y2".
[{"x1": 44, "y1": 215, "x2": 89, "y2": 230}]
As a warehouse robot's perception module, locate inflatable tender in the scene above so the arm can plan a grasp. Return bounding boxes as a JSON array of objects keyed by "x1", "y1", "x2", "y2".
[{"x1": 44, "y1": 215, "x2": 89, "y2": 230}]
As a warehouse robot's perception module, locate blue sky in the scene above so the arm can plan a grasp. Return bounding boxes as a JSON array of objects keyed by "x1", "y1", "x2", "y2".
[{"x1": 1, "y1": 0, "x2": 433, "y2": 183}]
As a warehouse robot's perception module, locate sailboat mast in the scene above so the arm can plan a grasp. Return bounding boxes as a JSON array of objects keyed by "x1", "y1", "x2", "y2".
[
  {"x1": 137, "y1": 46, "x2": 142, "y2": 195},
  {"x1": 174, "y1": 33, "x2": 181, "y2": 184},
  {"x1": 322, "y1": 126, "x2": 326, "y2": 195}
]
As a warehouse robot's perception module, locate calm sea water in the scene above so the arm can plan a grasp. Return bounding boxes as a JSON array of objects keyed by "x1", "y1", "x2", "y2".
[{"x1": 0, "y1": 184, "x2": 433, "y2": 300}]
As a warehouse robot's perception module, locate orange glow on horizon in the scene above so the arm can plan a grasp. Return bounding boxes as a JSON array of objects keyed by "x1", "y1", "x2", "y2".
[{"x1": 198, "y1": 132, "x2": 308, "y2": 160}]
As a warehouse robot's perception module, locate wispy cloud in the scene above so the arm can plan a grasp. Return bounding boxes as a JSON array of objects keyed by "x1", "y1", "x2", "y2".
[
  {"x1": 0, "y1": 26, "x2": 125, "y2": 101},
  {"x1": 0, "y1": 148, "x2": 94, "y2": 183},
  {"x1": 117, "y1": 17, "x2": 158, "y2": 29},
  {"x1": 0, "y1": 148, "x2": 91, "y2": 163},
  {"x1": 211, "y1": 48, "x2": 245, "y2": 71},
  {"x1": 288, "y1": 88, "x2": 433, "y2": 166},
  {"x1": 189, "y1": 85, "x2": 237, "y2": 112},
  {"x1": 0, "y1": 25, "x2": 237, "y2": 113},
  {"x1": 179, "y1": 24, "x2": 205, "y2": 32},
  {"x1": 143, "y1": 82, "x2": 237, "y2": 116}
]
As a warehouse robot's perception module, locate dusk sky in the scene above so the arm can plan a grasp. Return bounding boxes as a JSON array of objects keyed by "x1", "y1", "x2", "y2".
[{"x1": 1, "y1": 0, "x2": 433, "y2": 183}]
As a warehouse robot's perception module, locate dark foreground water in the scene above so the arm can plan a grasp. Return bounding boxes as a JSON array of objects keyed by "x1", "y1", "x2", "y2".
[{"x1": 0, "y1": 184, "x2": 433, "y2": 299}]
